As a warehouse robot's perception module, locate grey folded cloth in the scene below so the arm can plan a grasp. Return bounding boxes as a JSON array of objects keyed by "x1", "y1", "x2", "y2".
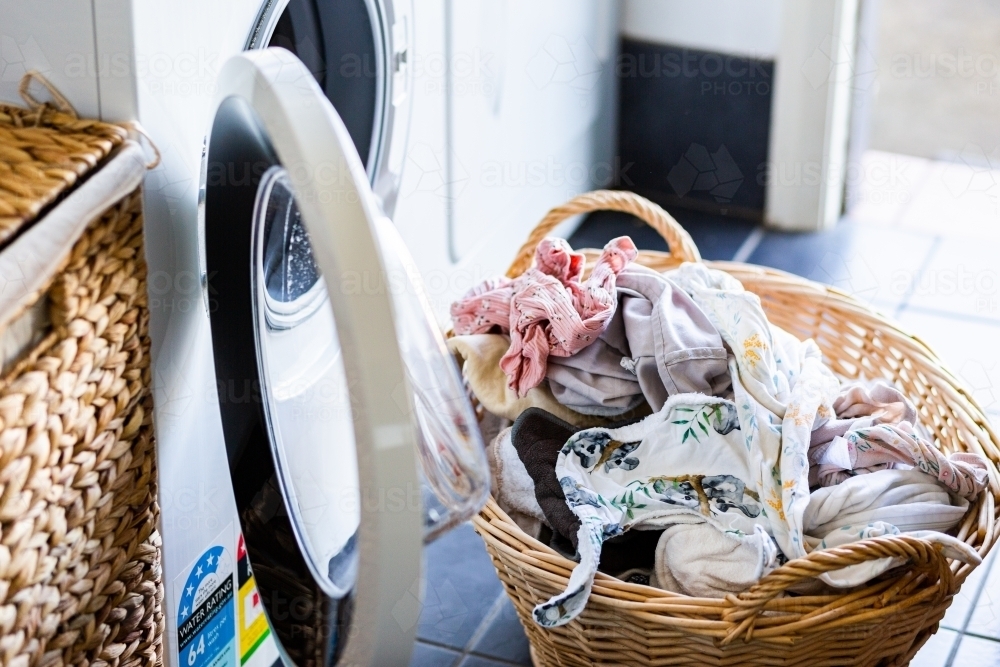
[
  {"x1": 547, "y1": 264, "x2": 730, "y2": 415},
  {"x1": 542, "y1": 307, "x2": 644, "y2": 416}
]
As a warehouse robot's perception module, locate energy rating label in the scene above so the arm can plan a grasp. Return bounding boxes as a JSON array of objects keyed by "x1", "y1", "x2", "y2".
[
  {"x1": 236, "y1": 535, "x2": 271, "y2": 664},
  {"x1": 175, "y1": 533, "x2": 236, "y2": 667}
]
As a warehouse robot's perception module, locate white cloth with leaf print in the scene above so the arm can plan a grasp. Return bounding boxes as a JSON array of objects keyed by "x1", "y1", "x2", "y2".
[
  {"x1": 533, "y1": 392, "x2": 780, "y2": 628},
  {"x1": 666, "y1": 263, "x2": 843, "y2": 564}
]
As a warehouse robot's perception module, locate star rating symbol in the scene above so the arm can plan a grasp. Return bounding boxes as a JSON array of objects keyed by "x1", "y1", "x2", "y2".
[{"x1": 178, "y1": 546, "x2": 227, "y2": 626}]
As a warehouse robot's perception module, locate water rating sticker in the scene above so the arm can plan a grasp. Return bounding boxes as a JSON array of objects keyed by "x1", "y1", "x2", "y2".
[
  {"x1": 236, "y1": 535, "x2": 270, "y2": 664},
  {"x1": 177, "y1": 543, "x2": 236, "y2": 667}
]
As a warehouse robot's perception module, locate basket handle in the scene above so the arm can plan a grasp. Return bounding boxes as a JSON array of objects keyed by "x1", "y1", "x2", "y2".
[
  {"x1": 505, "y1": 190, "x2": 702, "y2": 278},
  {"x1": 719, "y1": 535, "x2": 955, "y2": 645}
]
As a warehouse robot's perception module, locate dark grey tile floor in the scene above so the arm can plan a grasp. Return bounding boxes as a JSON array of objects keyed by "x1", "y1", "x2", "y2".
[
  {"x1": 412, "y1": 524, "x2": 532, "y2": 666},
  {"x1": 414, "y1": 189, "x2": 1000, "y2": 666}
]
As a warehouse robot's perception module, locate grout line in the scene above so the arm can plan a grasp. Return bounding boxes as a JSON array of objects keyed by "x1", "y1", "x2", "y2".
[
  {"x1": 731, "y1": 226, "x2": 765, "y2": 263},
  {"x1": 944, "y1": 552, "x2": 999, "y2": 666},
  {"x1": 955, "y1": 629, "x2": 1000, "y2": 644},
  {"x1": 890, "y1": 157, "x2": 936, "y2": 228},
  {"x1": 456, "y1": 592, "x2": 508, "y2": 664},
  {"x1": 895, "y1": 235, "x2": 942, "y2": 313},
  {"x1": 414, "y1": 637, "x2": 463, "y2": 655}
]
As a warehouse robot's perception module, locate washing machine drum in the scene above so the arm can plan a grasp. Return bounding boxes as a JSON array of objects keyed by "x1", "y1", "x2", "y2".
[
  {"x1": 203, "y1": 49, "x2": 487, "y2": 666},
  {"x1": 247, "y1": 0, "x2": 410, "y2": 216}
]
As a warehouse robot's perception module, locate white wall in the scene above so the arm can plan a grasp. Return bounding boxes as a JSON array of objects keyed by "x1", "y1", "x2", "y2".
[
  {"x1": 0, "y1": 0, "x2": 136, "y2": 121},
  {"x1": 393, "y1": 0, "x2": 620, "y2": 323},
  {"x1": 390, "y1": 0, "x2": 453, "y2": 321},
  {"x1": 0, "y1": 0, "x2": 102, "y2": 116},
  {"x1": 621, "y1": 0, "x2": 783, "y2": 59}
]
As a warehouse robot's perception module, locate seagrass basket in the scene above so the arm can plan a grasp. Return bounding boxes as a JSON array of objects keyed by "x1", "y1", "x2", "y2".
[
  {"x1": 471, "y1": 190, "x2": 1000, "y2": 666},
  {"x1": 0, "y1": 86, "x2": 162, "y2": 667}
]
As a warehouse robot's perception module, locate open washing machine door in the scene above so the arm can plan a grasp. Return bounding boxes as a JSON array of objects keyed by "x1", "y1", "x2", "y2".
[{"x1": 202, "y1": 48, "x2": 488, "y2": 666}]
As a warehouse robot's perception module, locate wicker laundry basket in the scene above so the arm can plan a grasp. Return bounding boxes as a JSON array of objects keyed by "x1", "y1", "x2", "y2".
[
  {"x1": 0, "y1": 88, "x2": 162, "y2": 667},
  {"x1": 471, "y1": 190, "x2": 1000, "y2": 666}
]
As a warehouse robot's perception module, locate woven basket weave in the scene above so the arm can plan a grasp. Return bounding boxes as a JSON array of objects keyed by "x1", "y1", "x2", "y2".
[
  {"x1": 0, "y1": 95, "x2": 161, "y2": 667},
  {"x1": 472, "y1": 190, "x2": 1000, "y2": 667}
]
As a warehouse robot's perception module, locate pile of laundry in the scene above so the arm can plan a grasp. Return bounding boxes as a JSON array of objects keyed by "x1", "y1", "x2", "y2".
[{"x1": 448, "y1": 236, "x2": 989, "y2": 629}]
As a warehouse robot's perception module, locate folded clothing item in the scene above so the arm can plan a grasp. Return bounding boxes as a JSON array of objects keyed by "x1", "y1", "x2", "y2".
[
  {"x1": 532, "y1": 392, "x2": 775, "y2": 626},
  {"x1": 546, "y1": 264, "x2": 729, "y2": 416},
  {"x1": 507, "y1": 407, "x2": 664, "y2": 574},
  {"x1": 803, "y1": 521, "x2": 980, "y2": 588},
  {"x1": 804, "y1": 468, "x2": 969, "y2": 537},
  {"x1": 811, "y1": 380, "x2": 916, "y2": 445},
  {"x1": 451, "y1": 236, "x2": 637, "y2": 396},
  {"x1": 807, "y1": 379, "x2": 988, "y2": 497},
  {"x1": 836, "y1": 382, "x2": 914, "y2": 421},
  {"x1": 648, "y1": 468, "x2": 974, "y2": 599},
  {"x1": 447, "y1": 333, "x2": 613, "y2": 429},
  {"x1": 511, "y1": 407, "x2": 583, "y2": 548},
  {"x1": 508, "y1": 408, "x2": 783, "y2": 597},
  {"x1": 487, "y1": 426, "x2": 545, "y2": 538},
  {"x1": 810, "y1": 423, "x2": 988, "y2": 499},
  {"x1": 544, "y1": 306, "x2": 644, "y2": 417},
  {"x1": 655, "y1": 522, "x2": 781, "y2": 598},
  {"x1": 798, "y1": 467, "x2": 976, "y2": 587}
]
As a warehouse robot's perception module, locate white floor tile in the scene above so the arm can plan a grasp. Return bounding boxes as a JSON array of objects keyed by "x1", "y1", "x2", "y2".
[
  {"x1": 942, "y1": 550, "x2": 996, "y2": 631},
  {"x1": 966, "y1": 562, "x2": 1000, "y2": 640},
  {"x1": 962, "y1": 522, "x2": 1000, "y2": 641},
  {"x1": 848, "y1": 151, "x2": 934, "y2": 226},
  {"x1": 951, "y1": 633, "x2": 1000, "y2": 665},
  {"x1": 909, "y1": 628, "x2": 959, "y2": 667},
  {"x1": 904, "y1": 237, "x2": 1000, "y2": 323},
  {"x1": 897, "y1": 309, "x2": 1000, "y2": 417},
  {"x1": 896, "y1": 156, "x2": 1000, "y2": 242}
]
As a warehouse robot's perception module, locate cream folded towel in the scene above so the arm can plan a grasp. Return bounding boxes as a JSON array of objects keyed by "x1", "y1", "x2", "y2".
[{"x1": 654, "y1": 523, "x2": 780, "y2": 598}]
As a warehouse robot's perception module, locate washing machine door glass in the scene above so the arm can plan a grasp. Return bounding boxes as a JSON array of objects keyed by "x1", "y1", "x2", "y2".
[
  {"x1": 206, "y1": 50, "x2": 487, "y2": 662},
  {"x1": 251, "y1": 165, "x2": 360, "y2": 599}
]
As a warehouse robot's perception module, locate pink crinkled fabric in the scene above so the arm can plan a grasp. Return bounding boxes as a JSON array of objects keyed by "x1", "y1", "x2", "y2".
[
  {"x1": 450, "y1": 276, "x2": 513, "y2": 334},
  {"x1": 450, "y1": 236, "x2": 638, "y2": 396}
]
